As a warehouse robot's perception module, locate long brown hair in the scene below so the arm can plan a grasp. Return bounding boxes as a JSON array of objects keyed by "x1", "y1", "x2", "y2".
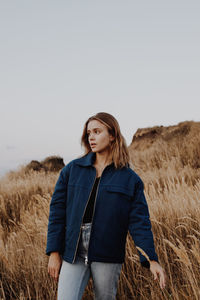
[{"x1": 81, "y1": 112, "x2": 130, "y2": 169}]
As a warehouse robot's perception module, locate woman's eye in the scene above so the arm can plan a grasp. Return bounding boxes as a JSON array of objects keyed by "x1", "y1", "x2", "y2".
[{"x1": 87, "y1": 130, "x2": 100, "y2": 136}]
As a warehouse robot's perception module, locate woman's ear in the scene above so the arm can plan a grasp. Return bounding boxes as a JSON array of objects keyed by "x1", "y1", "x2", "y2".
[{"x1": 109, "y1": 135, "x2": 115, "y2": 142}]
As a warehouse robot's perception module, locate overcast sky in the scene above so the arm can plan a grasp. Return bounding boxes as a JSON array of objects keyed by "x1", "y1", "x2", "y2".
[{"x1": 0, "y1": 0, "x2": 200, "y2": 177}]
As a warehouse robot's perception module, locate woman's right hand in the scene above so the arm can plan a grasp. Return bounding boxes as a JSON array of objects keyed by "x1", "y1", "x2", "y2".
[{"x1": 48, "y1": 252, "x2": 62, "y2": 282}]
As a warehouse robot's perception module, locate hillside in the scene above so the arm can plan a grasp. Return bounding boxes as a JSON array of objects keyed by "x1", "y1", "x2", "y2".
[
  {"x1": 128, "y1": 121, "x2": 200, "y2": 188},
  {"x1": 130, "y1": 121, "x2": 200, "y2": 151},
  {"x1": 129, "y1": 121, "x2": 200, "y2": 168}
]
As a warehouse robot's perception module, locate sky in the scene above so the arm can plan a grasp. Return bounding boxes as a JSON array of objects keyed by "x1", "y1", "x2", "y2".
[{"x1": 0, "y1": 1, "x2": 200, "y2": 177}]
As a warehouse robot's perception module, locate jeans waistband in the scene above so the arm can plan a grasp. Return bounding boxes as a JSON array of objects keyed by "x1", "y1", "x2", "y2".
[{"x1": 81, "y1": 222, "x2": 92, "y2": 229}]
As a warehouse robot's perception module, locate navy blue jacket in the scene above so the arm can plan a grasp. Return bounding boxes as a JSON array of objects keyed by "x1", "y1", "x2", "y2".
[{"x1": 46, "y1": 152, "x2": 158, "y2": 267}]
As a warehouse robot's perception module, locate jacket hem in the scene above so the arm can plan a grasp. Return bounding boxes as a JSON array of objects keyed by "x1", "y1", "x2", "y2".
[{"x1": 61, "y1": 254, "x2": 125, "y2": 264}]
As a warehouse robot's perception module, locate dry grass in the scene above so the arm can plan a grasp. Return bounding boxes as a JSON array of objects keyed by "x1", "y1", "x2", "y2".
[{"x1": 1, "y1": 121, "x2": 200, "y2": 299}]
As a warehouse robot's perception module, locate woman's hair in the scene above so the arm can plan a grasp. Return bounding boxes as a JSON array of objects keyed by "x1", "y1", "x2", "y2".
[{"x1": 81, "y1": 112, "x2": 130, "y2": 169}]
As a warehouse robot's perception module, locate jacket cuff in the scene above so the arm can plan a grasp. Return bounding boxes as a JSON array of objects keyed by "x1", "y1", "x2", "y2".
[
  {"x1": 138, "y1": 247, "x2": 159, "y2": 262},
  {"x1": 140, "y1": 252, "x2": 159, "y2": 269},
  {"x1": 46, "y1": 250, "x2": 62, "y2": 256},
  {"x1": 141, "y1": 261, "x2": 150, "y2": 268}
]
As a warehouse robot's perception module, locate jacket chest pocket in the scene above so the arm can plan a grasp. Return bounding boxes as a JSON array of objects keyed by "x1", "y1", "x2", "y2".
[{"x1": 105, "y1": 185, "x2": 133, "y2": 202}]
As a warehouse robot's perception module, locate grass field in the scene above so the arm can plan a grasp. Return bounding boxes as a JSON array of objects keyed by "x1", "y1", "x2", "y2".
[{"x1": 0, "y1": 121, "x2": 200, "y2": 299}]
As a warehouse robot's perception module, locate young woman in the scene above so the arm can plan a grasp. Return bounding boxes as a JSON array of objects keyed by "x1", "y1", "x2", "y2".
[{"x1": 46, "y1": 112, "x2": 166, "y2": 300}]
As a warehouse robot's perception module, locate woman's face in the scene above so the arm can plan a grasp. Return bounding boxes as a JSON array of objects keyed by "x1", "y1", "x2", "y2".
[{"x1": 87, "y1": 120, "x2": 114, "y2": 153}]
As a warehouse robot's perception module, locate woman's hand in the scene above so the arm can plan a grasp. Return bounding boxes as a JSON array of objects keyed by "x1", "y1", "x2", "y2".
[
  {"x1": 149, "y1": 260, "x2": 166, "y2": 290},
  {"x1": 48, "y1": 252, "x2": 62, "y2": 282}
]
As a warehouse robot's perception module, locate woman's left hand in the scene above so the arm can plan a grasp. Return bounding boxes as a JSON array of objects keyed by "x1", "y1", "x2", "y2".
[{"x1": 149, "y1": 260, "x2": 166, "y2": 290}]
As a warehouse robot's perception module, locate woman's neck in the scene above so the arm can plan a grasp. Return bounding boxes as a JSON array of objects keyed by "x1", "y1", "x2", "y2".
[{"x1": 94, "y1": 152, "x2": 112, "y2": 167}]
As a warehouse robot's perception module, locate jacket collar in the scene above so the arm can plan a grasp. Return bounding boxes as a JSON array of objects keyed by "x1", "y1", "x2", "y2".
[
  {"x1": 74, "y1": 152, "x2": 96, "y2": 167},
  {"x1": 74, "y1": 152, "x2": 114, "y2": 168}
]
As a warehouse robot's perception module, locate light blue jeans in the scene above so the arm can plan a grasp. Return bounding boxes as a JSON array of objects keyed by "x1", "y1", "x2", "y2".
[{"x1": 57, "y1": 223, "x2": 122, "y2": 300}]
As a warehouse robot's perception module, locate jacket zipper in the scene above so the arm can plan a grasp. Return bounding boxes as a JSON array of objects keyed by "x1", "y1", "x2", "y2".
[
  {"x1": 72, "y1": 171, "x2": 97, "y2": 263},
  {"x1": 84, "y1": 174, "x2": 101, "y2": 265},
  {"x1": 85, "y1": 165, "x2": 110, "y2": 265}
]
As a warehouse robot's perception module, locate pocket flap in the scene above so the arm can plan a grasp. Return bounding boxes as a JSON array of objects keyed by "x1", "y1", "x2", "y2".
[{"x1": 105, "y1": 185, "x2": 133, "y2": 197}]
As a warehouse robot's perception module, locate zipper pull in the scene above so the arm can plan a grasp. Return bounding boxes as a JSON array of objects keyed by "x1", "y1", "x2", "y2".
[{"x1": 85, "y1": 256, "x2": 88, "y2": 265}]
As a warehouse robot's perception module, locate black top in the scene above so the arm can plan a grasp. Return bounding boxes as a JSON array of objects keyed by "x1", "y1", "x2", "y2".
[{"x1": 83, "y1": 176, "x2": 101, "y2": 223}]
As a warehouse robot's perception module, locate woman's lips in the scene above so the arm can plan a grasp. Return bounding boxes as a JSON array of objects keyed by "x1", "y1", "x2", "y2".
[{"x1": 91, "y1": 144, "x2": 96, "y2": 147}]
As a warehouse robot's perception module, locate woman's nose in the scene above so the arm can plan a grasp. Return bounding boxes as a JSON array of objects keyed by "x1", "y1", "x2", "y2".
[{"x1": 89, "y1": 133, "x2": 95, "y2": 140}]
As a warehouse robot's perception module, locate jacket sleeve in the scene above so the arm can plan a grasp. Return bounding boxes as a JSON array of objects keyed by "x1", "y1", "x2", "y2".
[
  {"x1": 128, "y1": 177, "x2": 158, "y2": 268},
  {"x1": 46, "y1": 165, "x2": 70, "y2": 256}
]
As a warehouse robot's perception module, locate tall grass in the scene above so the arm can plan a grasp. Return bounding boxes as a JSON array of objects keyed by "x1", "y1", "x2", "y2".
[{"x1": 1, "y1": 122, "x2": 200, "y2": 299}]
